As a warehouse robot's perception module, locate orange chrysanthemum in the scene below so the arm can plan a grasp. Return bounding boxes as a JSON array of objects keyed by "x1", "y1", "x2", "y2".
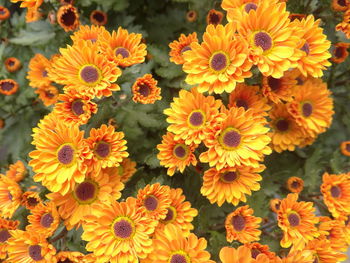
[
  {"x1": 56, "y1": 251, "x2": 84, "y2": 263},
  {"x1": 48, "y1": 169, "x2": 124, "y2": 230},
  {"x1": 29, "y1": 119, "x2": 89, "y2": 195},
  {"x1": 320, "y1": 172, "x2": 350, "y2": 218},
  {"x1": 219, "y1": 246, "x2": 272, "y2": 263},
  {"x1": 318, "y1": 217, "x2": 348, "y2": 252},
  {"x1": 25, "y1": 8, "x2": 42, "y2": 22},
  {"x1": 287, "y1": 78, "x2": 334, "y2": 137},
  {"x1": 291, "y1": 15, "x2": 331, "y2": 78},
  {"x1": 183, "y1": 23, "x2": 253, "y2": 94},
  {"x1": 0, "y1": 218, "x2": 19, "y2": 260},
  {"x1": 7, "y1": 230, "x2": 56, "y2": 263},
  {"x1": 154, "y1": 187, "x2": 198, "y2": 237},
  {"x1": 99, "y1": 27, "x2": 147, "y2": 67},
  {"x1": 131, "y1": 74, "x2": 162, "y2": 104},
  {"x1": 0, "y1": 6, "x2": 10, "y2": 21},
  {"x1": 169, "y1": 32, "x2": 198, "y2": 65},
  {"x1": 90, "y1": 10, "x2": 107, "y2": 26},
  {"x1": 84, "y1": 124, "x2": 128, "y2": 173},
  {"x1": 164, "y1": 87, "x2": 223, "y2": 145},
  {"x1": 10, "y1": 0, "x2": 43, "y2": 10},
  {"x1": 144, "y1": 224, "x2": 215, "y2": 263},
  {"x1": 244, "y1": 243, "x2": 276, "y2": 260},
  {"x1": 26, "y1": 202, "x2": 60, "y2": 238},
  {"x1": 0, "y1": 79, "x2": 18, "y2": 95},
  {"x1": 277, "y1": 193, "x2": 319, "y2": 249},
  {"x1": 200, "y1": 107, "x2": 271, "y2": 170},
  {"x1": 270, "y1": 198, "x2": 281, "y2": 213},
  {"x1": 27, "y1": 54, "x2": 52, "y2": 88},
  {"x1": 53, "y1": 89, "x2": 97, "y2": 126},
  {"x1": 35, "y1": 85, "x2": 59, "y2": 106},
  {"x1": 102, "y1": 158, "x2": 137, "y2": 183},
  {"x1": 70, "y1": 25, "x2": 108, "y2": 44},
  {"x1": 21, "y1": 191, "x2": 41, "y2": 210},
  {"x1": 286, "y1": 177, "x2": 304, "y2": 193},
  {"x1": 157, "y1": 132, "x2": 198, "y2": 176},
  {"x1": 331, "y1": 42, "x2": 350, "y2": 63},
  {"x1": 332, "y1": 0, "x2": 349, "y2": 11},
  {"x1": 206, "y1": 9, "x2": 224, "y2": 26},
  {"x1": 277, "y1": 250, "x2": 314, "y2": 263},
  {"x1": 49, "y1": 40, "x2": 121, "y2": 98},
  {"x1": 82, "y1": 197, "x2": 157, "y2": 263},
  {"x1": 229, "y1": 1, "x2": 301, "y2": 78},
  {"x1": 4, "y1": 57, "x2": 21, "y2": 73},
  {"x1": 228, "y1": 83, "x2": 271, "y2": 118},
  {"x1": 5, "y1": 160, "x2": 26, "y2": 182},
  {"x1": 336, "y1": 9, "x2": 350, "y2": 39},
  {"x1": 200, "y1": 165, "x2": 264, "y2": 206},
  {"x1": 136, "y1": 183, "x2": 171, "y2": 221},
  {"x1": 57, "y1": 4, "x2": 79, "y2": 32},
  {"x1": 0, "y1": 175, "x2": 22, "y2": 218},
  {"x1": 306, "y1": 238, "x2": 347, "y2": 263},
  {"x1": 186, "y1": 10, "x2": 197, "y2": 22},
  {"x1": 340, "y1": 141, "x2": 350, "y2": 156}
]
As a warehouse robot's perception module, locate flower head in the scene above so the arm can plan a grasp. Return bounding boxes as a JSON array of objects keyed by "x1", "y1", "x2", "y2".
[
  {"x1": 287, "y1": 177, "x2": 304, "y2": 193},
  {"x1": 331, "y1": 42, "x2": 350, "y2": 63},
  {"x1": 0, "y1": 175, "x2": 22, "y2": 218},
  {"x1": 5, "y1": 160, "x2": 26, "y2": 182},
  {"x1": 0, "y1": 79, "x2": 18, "y2": 95},
  {"x1": 27, "y1": 54, "x2": 52, "y2": 88},
  {"x1": 4, "y1": 57, "x2": 21, "y2": 73},
  {"x1": 90, "y1": 10, "x2": 107, "y2": 26},
  {"x1": 132, "y1": 74, "x2": 161, "y2": 104},
  {"x1": 169, "y1": 32, "x2": 198, "y2": 65},
  {"x1": 57, "y1": 4, "x2": 80, "y2": 31},
  {"x1": 0, "y1": 218, "x2": 19, "y2": 260}
]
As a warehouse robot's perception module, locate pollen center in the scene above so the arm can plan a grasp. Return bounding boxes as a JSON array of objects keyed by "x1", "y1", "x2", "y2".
[
  {"x1": 180, "y1": 45, "x2": 191, "y2": 54},
  {"x1": 209, "y1": 13, "x2": 221, "y2": 25},
  {"x1": 42, "y1": 70, "x2": 48, "y2": 77},
  {"x1": 57, "y1": 144, "x2": 75, "y2": 165},
  {"x1": 302, "y1": 102, "x2": 313, "y2": 117},
  {"x1": 61, "y1": 8, "x2": 76, "y2": 26},
  {"x1": 138, "y1": 84, "x2": 150, "y2": 97},
  {"x1": 267, "y1": 77, "x2": 281, "y2": 91},
  {"x1": 1, "y1": 81, "x2": 14, "y2": 91},
  {"x1": 94, "y1": 141, "x2": 111, "y2": 159},
  {"x1": 330, "y1": 185, "x2": 341, "y2": 198},
  {"x1": 236, "y1": 99, "x2": 249, "y2": 110},
  {"x1": 232, "y1": 215, "x2": 246, "y2": 231},
  {"x1": 27, "y1": 197, "x2": 39, "y2": 207},
  {"x1": 335, "y1": 47, "x2": 345, "y2": 58},
  {"x1": 346, "y1": 143, "x2": 350, "y2": 152},
  {"x1": 112, "y1": 217, "x2": 135, "y2": 240},
  {"x1": 93, "y1": 12, "x2": 105, "y2": 23},
  {"x1": 144, "y1": 195, "x2": 159, "y2": 211},
  {"x1": 251, "y1": 249, "x2": 261, "y2": 259},
  {"x1": 288, "y1": 212, "x2": 300, "y2": 227},
  {"x1": 173, "y1": 144, "x2": 189, "y2": 160},
  {"x1": 79, "y1": 65, "x2": 101, "y2": 85},
  {"x1": 219, "y1": 127, "x2": 241, "y2": 150},
  {"x1": 276, "y1": 119, "x2": 289, "y2": 132},
  {"x1": 254, "y1": 32, "x2": 272, "y2": 51},
  {"x1": 28, "y1": 245, "x2": 43, "y2": 261},
  {"x1": 162, "y1": 206, "x2": 177, "y2": 224},
  {"x1": 301, "y1": 42, "x2": 310, "y2": 55},
  {"x1": 188, "y1": 110, "x2": 205, "y2": 128},
  {"x1": 74, "y1": 181, "x2": 98, "y2": 204},
  {"x1": 209, "y1": 51, "x2": 229, "y2": 72},
  {"x1": 170, "y1": 253, "x2": 190, "y2": 263},
  {"x1": 220, "y1": 171, "x2": 238, "y2": 183},
  {"x1": 40, "y1": 213, "x2": 54, "y2": 228},
  {"x1": 245, "y1": 3, "x2": 258, "y2": 13},
  {"x1": 291, "y1": 181, "x2": 300, "y2": 189},
  {"x1": 71, "y1": 100, "x2": 85, "y2": 116},
  {"x1": 0, "y1": 229, "x2": 10, "y2": 243},
  {"x1": 115, "y1": 47, "x2": 130, "y2": 58}
]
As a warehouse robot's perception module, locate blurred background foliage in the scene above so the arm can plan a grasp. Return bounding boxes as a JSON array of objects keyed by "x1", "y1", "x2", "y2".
[{"x1": 0, "y1": 0, "x2": 350, "y2": 259}]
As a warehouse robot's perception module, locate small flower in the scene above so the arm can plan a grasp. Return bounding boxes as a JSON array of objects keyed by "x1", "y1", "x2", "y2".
[
  {"x1": 331, "y1": 42, "x2": 350, "y2": 63},
  {"x1": 0, "y1": 6, "x2": 10, "y2": 21},
  {"x1": 90, "y1": 10, "x2": 107, "y2": 26},
  {"x1": 206, "y1": 9, "x2": 224, "y2": 26},
  {"x1": 286, "y1": 176, "x2": 304, "y2": 193},
  {"x1": 0, "y1": 79, "x2": 19, "y2": 95},
  {"x1": 57, "y1": 4, "x2": 80, "y2": 32},
  {"x1": 169, "y1": 32, "x2": 198, "y2": 65},
  {"x1": 186, "y1": 10, "x2": 197, "y2": 22},
  {"x1": 132, "y1": 74, "x2": 162, "y2": 104},
  {"x1": 4, "y1": 57, "x2": 21, "y2": 73}
]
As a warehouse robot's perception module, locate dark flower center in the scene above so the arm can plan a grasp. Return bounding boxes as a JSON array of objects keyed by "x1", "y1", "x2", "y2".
[
  {"x1": 236, "y1": 99, "x2": 249, "y2": 110},
  {"x1": 1, "y1": 81, "x2": 14, "y2": 91},
  {"x1": 232, "y1": 215, "x2": 246, "y2": 231},
  {"x1": 275, "y1": 202, "x2": 281, "y2": 210},
  {"x1": 221, "y1": 171, "x2": 238, "y2": 183},
  {"x1": 346, "y1": 143, "x2": 350, "y2": 152},
  {"x1": 313, "y1": 256, "x2": 319, "y2": 263},
  {"x1": 71, "y1": 100, "x2": 85, "y2": 116},
  {"x1": 188, "y1": 111, "x2": 205, "y2": 127},
  {"x1": 138, "y1": 84, "x2": 150, "y2": 97},
  {"x1": 210, "y1": 52, "x2": 228, "y2": 72},
  {"x1": 8, "y1": 192, "x2": 13, "y2": 201},
  {"x1": 181, "y1": 46, "x2": 191, "y2": 54},
  {"x1": 75, "y1": 181, "x2": 97, "y2": 202},
  {"x1": 276, "y1": 119, "x2": 289, "y2": 132},
  {"x1": 113, "y1": 219, "x2": 133, "y2": 239},
  {"x1": 288, "y1": 213, "x2": 300, "y2": 227},
  {"x1": 334, "y1": 47, "x2": 345, "y2": 58},
  {"x1": 301, "y1": 42, "x2": 310, "y2": 55},
  {"x1": 42, "y1": 70, "x2": 48, "y2": 77},
  {"x1": 40, "y1": 213, "x2": 54, "y2": 228},
  {"x1": 245, "y1": 3, "x2": 258, "y2": 13},
  {"x1": 93, "y1": 12, "x2": 105, "y2": 22},
  {"x1": 221, "y1": 128, "x2": 241, "y2": 148},
  {"x1": 61, "y1": 8, "x2": 76, "y2": 26},
  {"x1": 267, "y1": 77, "x2": 281, "y2": 91},
  {"x1": 58, "y1": 259, "x2": 73, "y2": 263},
  {"x1": 57, "y1": 144, "x2": 74, "y2": 165},
  {"x1": 163, "y1": 207, "x2": 176, "y2": 223},
  {"x1": 0, "y1": 9, "x2": 5, "y2": 15},
  {"x1": 330, "y1": 185, "x2": 341, "y2": 198},
  {"x1": 27, "y1": 197, "x2": 39, "y2": 207},
  {"x1": 173, "y1": 144, "x2": 188, "y2": 159},
  {"x1": 251, "y1": 249, "x2": 261, "y2": 259},
  {"x1": 338, "y1": 0, "x2": 346, "y2": 6},
  {"x1": 8, "y1": 60, "x2": 15, "y2": 66},
  {"x1": 170, "y1": 254, "x2": 188, "y2": 263},
  {"x1": 80, "y1": 65, "x2": 100, "y2": 84},
  {"x1": 94, "y1": 141, "x2": 111, "y2": 158},
  {"x1": 302, "y1": 102, "x2": 313, "y2": 117},
  {"x1": 291, "y1": 181, "x2": 300, "y2": 189},
  {"x1": 0, "y1": 229, "x2": 10, "y2": 243},
  {"x1": 144, "y1": 195, "x2": 158, "y2": 211},
  {"x1": 45, "y1": 90, "x2": 55, "y2": 99},
  {"x1": 28, "y1": 245, "x2": 43, "y2": 261},
  {"x1": 115, "y1": 47, "x2": 130, "y2": 58},
  {"x1": 296, "y1": 77, "x2": 304, "y2": 85},
  {"x1": 209, "y1": 13, "x2": 221, "y2": 25},
  {"x1": 254, "y1": 32, "x2": 272, "y2": 51}
]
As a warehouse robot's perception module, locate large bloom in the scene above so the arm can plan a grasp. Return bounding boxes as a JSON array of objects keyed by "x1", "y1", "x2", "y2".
[
  {"x1": 0, "y1": 79, "x2": 19, "y2": 95},
  {"x1": 27, "y1": 53, "x2": 52, "y2": 88},
  {"x1": 70, "y1": 25, "x2": 108, "y2": 44},
  {"x1": 131, "y1": 74, "x2": 162, "y2": 104},
  {"x1": 183, "y1": 23, "x2": 253, "y2": 94},
  {"x1": 21, "y1": 191, "x2": 41, "y2": 210},
  {"x1": 82, "y1": 197, "x2": 157, "y2": 263},
  {"x1": 318, "y1": 216, "x2": 348, "y2": 252},
  {"x1": 164, "y1": 87, "x2": 223, "y2": 145},
  {"x1": 157, "y1": 132, "x2": 198, "y2": 176},
  {"x1": 277, "y1": 193, "x2": 319, "y2": 249},
  {"x1": 225, "y1": 205, "x2": 262, "y2": 243},
  {"x1": 0, "y1": 175, "x2": 22, "y2": 218},
  {"x1": 0, "y1": 218, "x2": 19, "y2": 260},
  {"x1": 200, "y1": 107, "x2": 271, "y2": 170},
  {"x1": 200, "y1": 165, "x2": 264, "y2": 206},
  {"x1": 320, "y1": 172, "x2": 350, "y2": 218},
  {"x1": 57, "y1": 4, "x2": 79, "y2": 32},
  {"x1": 219, "y1": 246, "x2": 272, "y2": 263},
  {"x1": 169, "y1": 32, "x2": 198, "y2": 65},
  {"x1": 5, "y1": 160, "x2": 26, "y2": 182}
]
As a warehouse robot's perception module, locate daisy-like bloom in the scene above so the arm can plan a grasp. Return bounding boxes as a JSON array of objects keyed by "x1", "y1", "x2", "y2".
[
  {"x1": 47, "y1": 169, "x2": 124, "y2": 230},
  {"x1": 287, "y1": 78, "x2": 334, "y2": 137},
  {"x1": 244, "y1": 243, "x2": 276, "y2": 260},
  {"x1": 84, "y1": 124, "x2": 128, "y2": 173},
  {"x1": 49, "y1": 40, "x2": 121, "y2": 98},
  {"x1": 186, "y1": 10, "x2": 197, "y2": 22},
  {"x1": 21, "y1": 191, "x2": 41, "y2": 210},
  {"x1": 57, "y1": 4, "x2": 79, "y2": 32},
  {"x1": 206, "y1": 9, "x2": 224, "y2": 26},
  {"x1": 56, "y1": 251, "x2": 84, "y2": 263},
  {"x1": 0, "y1": 218, "x2": 19, "y2": 260},
  {"x1": 268, "y1": 103, "x2": 305, "y2": 153},
  {"x1": 7, "y1": 230, "x2": 56, "y2": 263},
  {"x1": 0, "y1": 6, "x2": 10, "y2": 21},
  {"x1": 4, "y1": 57, "x2": 21, "y2": 73},
  {"x1": 331, "y1": 42, "x2": 350, "y2": 63},
  {"x1": 228, "y1": 83, "x2": 271, "y2": 118},
  {"x1": 277, "y1": 193, "x2": 319, "y2": 249},
  {"x1": 219, "y1": 246, "x2": 272, "y2": 263},
  {"x1": 90, "y1": 10, "x2": 107, "y2": 26},
  {"x1": 229, "y1": 1, "x2": 301, "y2": 78},
  {"x1": 320, "y1": 172, "x2": 350, "y2": 218},
  {"x1": 164, "y1": 87, "x2": 223, "y2": 145},
  {"x1": 0, "y1": 79, "x2": 18, "y2": 95},
  {"x1": 291, "y1": 15, "x2": 331, "y2": 78},
  {"x1": 157, "y1": 132, "x2": 198, "y2": 176},
  {"x1": 99, "y1": 27, "x2": 147, "y2": 67},
  {"x1": 29, "y1": 120, "x2": 89, "y2": 195},
  {"x1": 82, "y1": 197, "x2": 157, "y2": 263},
  {"x1": 70, "y1": 25, "x2": 108, "y2": 44},
  {"x1": 136, "y1": 183, "x2": 171, "y2": 221},
  {"x1": 336, "y1": 9, "x2": 350, "y2": 39},
  {"x1": 132, "y1": 74, "x2": 162, "y2": 104},
  {"x1": 332, "y1": 0, "x2": 349, "y2": 11},
  {"x1": 0, "y1": 175, "x2": 22, "y2": 218},
  {"x1": 5, "y1": 160, "x2": 26, "y2": 182},
  {"x1": 35, "y1": 85, "x2": 59, "y2": 106},
  {"x1": 225, "y1": 205, "x2": 262, "y2": 243},
  {"x1": 286, "y1": 177, "x2": 304, "y2": 193},
  {"x1": 102, "y1": 158, "x2": 137, "y2": 183},
  {"x1": 200, "y1": 165, "x2": 264, "y2": 206},
  {"x1": 277, "y1": 250, "x2": 314, "y2": 263},
  {"x1": 26, "y1": 202, "x2": 60, "y2": 238},
  {"x1": 144, "y1": 224, "x2": 215, "y2": 263},
  {"x1": 155, "y1": 187, "x2": 198, "y2": 237},
  {"x1": 340, "y1": 141, "x2": 350, "y2": 156},
  {"x1": 270, "y1": 198, "x2": 281, "y2": 213},
  {"x1": 261, "y1": 69, "x2": 299, "y2": 104},
  {"x1": 53, "y1": 89, "x2": 97, "y2": 126},
  {"x1": 27, "y1": 53, "x2": 52, "y2": 88},
  {"x1": 318, "y1": 216, "x2": 348, "y2": 252},
  {"x1": 183, "y1": 23, "x2": 253, "y2": 94},
  {"x1": 169, "y1": 32, "x2": 198, "y2": 65},
  {"x1": 200, "y1": 107, "x2": 271, "y2": 170},
  {"x1": 306, "y1": 238, "x2": 347, "y2": 263}
]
